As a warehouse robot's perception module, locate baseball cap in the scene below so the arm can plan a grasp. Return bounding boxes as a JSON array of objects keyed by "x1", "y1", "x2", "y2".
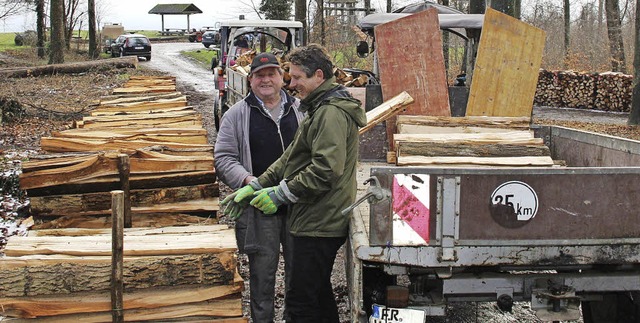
[{"x1": 250, "y1": 53, "x2": 281, "y2": 74}]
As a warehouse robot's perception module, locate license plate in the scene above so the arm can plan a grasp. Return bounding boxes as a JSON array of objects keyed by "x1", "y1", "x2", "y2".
[
  {"x1": 134, "y1": 46, "x2": 144, "y2": 50},
  {"x1": 369, "y1": 304, "x2": 425, "y2": 323}
]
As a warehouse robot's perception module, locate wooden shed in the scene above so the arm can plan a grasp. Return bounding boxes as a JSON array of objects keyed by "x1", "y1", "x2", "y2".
[{"x1": 148, "y1": 3, "x2": 203, "y2": 35}]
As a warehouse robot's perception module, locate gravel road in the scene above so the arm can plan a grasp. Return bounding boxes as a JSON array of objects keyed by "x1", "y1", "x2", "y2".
[{"x1": 146, "y1": 42, "x2": 608, "y2": 323}]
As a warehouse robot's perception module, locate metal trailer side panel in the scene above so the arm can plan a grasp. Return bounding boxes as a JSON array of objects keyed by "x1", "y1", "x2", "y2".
[{"x1": 360, "y1": 125, "x2": 640, "y2": 268}]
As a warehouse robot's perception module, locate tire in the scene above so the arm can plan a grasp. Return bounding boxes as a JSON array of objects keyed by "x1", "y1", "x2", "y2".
[
  {"x1": 204, "y1": 44, "x2": 210, "y2": 48},
  {"x1": 146, "y1": 56, "x2": 151, "y2": 61},
  {"x1": 582, "y1": 292, "x2": 640, "y2": 323}
]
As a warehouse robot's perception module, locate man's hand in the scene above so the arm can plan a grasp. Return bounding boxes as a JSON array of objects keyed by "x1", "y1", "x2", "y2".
[
  {"x1": 220, "y1": 185, "x2": 256, "y2": 220},
  {"x1": 250, "y1": 186, "x2": 287, "y2": 215}
]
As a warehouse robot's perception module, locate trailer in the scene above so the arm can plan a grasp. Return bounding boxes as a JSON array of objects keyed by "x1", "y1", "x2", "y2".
[
  {"x1": 347, "y1": 125, "x2": 640, "y2": 322},
  {"x1": 345, "y1": 3, "x2": 640, "y2": 323}
]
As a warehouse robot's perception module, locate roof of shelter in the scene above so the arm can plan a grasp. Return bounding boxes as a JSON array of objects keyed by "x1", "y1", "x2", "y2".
[{"x1": 148, "y1": 4, "x2": 203, "y2": 15}]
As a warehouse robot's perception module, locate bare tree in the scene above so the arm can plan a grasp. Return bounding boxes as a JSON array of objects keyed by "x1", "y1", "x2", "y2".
[
  {"x1": 63, "y1": 0, "x2": 86, "y2": 50},
  {"x1": 628, "y1": 0, "x2": 640, "y2": 124},
  {"x1": 0, "y1": 0, "x2": 29, "y2": 20},
  {"x1": 491, "y1": 0, "x2": 520, "y2": 18},
  {"x1": 49, "y1": 0, "x2": 65, "y2": 64},
  {"x1": 88, "y1": 0, "x2": 97, "y2": 58},
  {"x1": 605, "y1": 0, "x2": 626, "y2": 72},
  {"x1": 564, "y1": 0, "x2": 570, "y2": 65},
  {"x1": 36, "y1": 0, "x2": 46, "y2": 58},
  {"x1": 295, "y1": 0, "x2": 306, "y2": 44}
]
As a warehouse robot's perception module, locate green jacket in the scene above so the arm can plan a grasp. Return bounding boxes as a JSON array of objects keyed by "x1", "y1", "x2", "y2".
[{"x1": 257, "y1": 77, "x2": 367, "y2": 237}]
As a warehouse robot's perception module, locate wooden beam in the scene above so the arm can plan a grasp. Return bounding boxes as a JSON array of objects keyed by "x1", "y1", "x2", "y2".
[
  {"x1": 359, "y1": 91, "x2": 414, "y2": 135},
  {"x1": 111, "y1": 190, "x2": 124, "y2": 322},
  {"x1": 396, "y1": 155, "x2": 555, "y2": 167}
]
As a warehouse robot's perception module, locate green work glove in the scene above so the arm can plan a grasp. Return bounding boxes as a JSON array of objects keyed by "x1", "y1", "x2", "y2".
[
  {"x1": 220, "y1": 183, "x2": 260, "y2": 220},
  {"x1": 250, "y1": 186, "x2": 288, "y2": 215}
]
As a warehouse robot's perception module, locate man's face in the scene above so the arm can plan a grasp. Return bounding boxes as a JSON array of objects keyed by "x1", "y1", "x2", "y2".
[
  {"x1": 249, "y1": 67, "x2": 284, "y2": 100},
  {"x1": 288, "y1": 64, "x2": 324, "y2": 99}
]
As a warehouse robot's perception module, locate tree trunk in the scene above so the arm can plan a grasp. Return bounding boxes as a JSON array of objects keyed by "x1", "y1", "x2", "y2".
[
  {"x1": 294, "y1": 0, "x2": 306, "y2": 45},
  {"x1": 88, "y1": 0, "x2": 97, "y2": 59},
  {"x1": 605, "y1": 0, "x2": 626, "y2": 73},
  {"x1": 564, "y1": 0, "x2": 570, "y2": 65},
  {"x1": 49, "y1": 0, "x2": 65, "y2": 64},
  {"x1": 441, "y1": 0, "x2": 450, "y2": 72},
  {"x1": 316, "y1": 0, "x2": 325, "y2": 45},
  {"x1": 387, "y1": 0, "x2": 392, "y2": 13},
  {"x1": 628, "y1": 0, "x2": 640, "y2": 125},
  {"x1": 36, "y1": 0, "x2": 46, "y2": 58},
  {"x1": 470, "y1": 0, "x2": 486, "y2": 14},
  {"x1": 0, "y1": 56, "x2": 137, "y2": 78},
  {"x1": 491, "y1": 0, "x2": 519, "y2": 18}
]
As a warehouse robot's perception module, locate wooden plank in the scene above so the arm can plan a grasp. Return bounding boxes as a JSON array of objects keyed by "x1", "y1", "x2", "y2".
[
  {"x1": 28, "y1": 224, "x2": 230, "y2": 237},
  {"x1": 26, "y1": 170, "x2": 217, "y2": 197},
  {"x1": 398, "y1": 124, "x2": 532, "y2": 135},
  {"x1": 397, "y1": 141, "x2": 551, "y2": 157},
  {"x1": 0, "y1": 252, "x2": 236, "y2": 297},
  {"x1": 0, "y1": 284, "x2": 242, "y2": 319},
  {"x1": 466, "y1": 8, "x2": 546, "y2": 117},
  {"x1": 32, "y1": 213, "x2": 217, "y2": 230},
  {"x1": 40, "y1": 137, "x2": 211, "y2": 153},
  {"x1": 4, "y1": 225, "x2": 233, "y2": 256},
  {"x1": 19, "y1": 154, "x2": 120, "y2": 190},
  {"x1": 396, "y1": 115, "x2": 531, "y2": 129},
  {"x1": 29, "y1": 183, "x2": 220, "y2": 216},
  {"x1": 112, "y1": 85, "x2": 176, "y2": 94},
  {"x1": 375, "y1": 8, "x2": 451, "y2": 149},
  {"x1": 360, "y1": 91, "x2": 414, "y2": 134},
  {"x1": 20, "y1": 154, "x2": 214, "y2": 190},
  {"x1": 99, "y1": 92, "x2": 183, "y2": 105},
  {"x1": 394, "y1": 132, "x2": 538, "y2": 143},
  {"x1": 397, "y1": 155, "x2": 555, "y2": 167}
]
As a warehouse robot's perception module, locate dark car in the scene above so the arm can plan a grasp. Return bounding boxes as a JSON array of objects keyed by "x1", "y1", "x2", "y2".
[
  {"x1": 202, "y1": 30, "x2": 220, "y2": 48},
  {"x1": 110, "y1": 34, "x2": 151, "y2": 61}
]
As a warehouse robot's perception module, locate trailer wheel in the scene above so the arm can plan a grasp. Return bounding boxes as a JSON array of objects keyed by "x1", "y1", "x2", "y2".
[{"x1": 582, "y1": 292, "x2": 640, "y2": 323}]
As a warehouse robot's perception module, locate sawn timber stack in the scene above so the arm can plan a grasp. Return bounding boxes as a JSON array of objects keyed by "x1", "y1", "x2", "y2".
[
  {"x1": 2, "y1": 76, "x2": 243, "y2": 321},
  {"x1": 19, "y1": 75, "x2": 219, "y2": 222}
]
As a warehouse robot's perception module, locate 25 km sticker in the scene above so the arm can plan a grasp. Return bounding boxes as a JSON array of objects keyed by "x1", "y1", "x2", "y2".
[{"x1": 489, "y1": 181, "x2": 539, "y2": 228}]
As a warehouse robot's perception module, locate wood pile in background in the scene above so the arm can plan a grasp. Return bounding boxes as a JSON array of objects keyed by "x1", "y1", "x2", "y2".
[
  {"x1": 391, "y1": 115, "x2": 555, "y2": 167},
  {"x1": 535, "y1": 70, "x2": 633, "y2": 112},
  {"x1": 0, "y1": 225, "x2": 246, "y2": 322},
  {"x1": 19, "y1": 76, "x2": 219, "y2": 224}
]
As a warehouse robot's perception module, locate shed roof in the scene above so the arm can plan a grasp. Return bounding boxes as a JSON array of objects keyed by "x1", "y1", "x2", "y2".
[{"x1": 148, "y1": 4, "x2": 202, "y2": 15}]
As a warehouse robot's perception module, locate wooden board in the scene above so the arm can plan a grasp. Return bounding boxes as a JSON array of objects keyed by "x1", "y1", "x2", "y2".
[
  {"x1": 0, "y1": 284, "x2": 241, "y2": 319},
  {"x1": 374, "y1": 8, "x2": 450, "y2": 149},
  {"x1": 466, "y1": 8, "x2": 546, "y2": 117},
  {"x1": 397, "y1": 155, "x2": 555, "y2": 167},
  {"x1": 3, "y1": 226, "x2": 234, "y2": 256}
]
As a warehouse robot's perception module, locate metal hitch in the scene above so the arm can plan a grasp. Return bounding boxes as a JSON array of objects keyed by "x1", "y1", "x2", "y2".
[
  {"x1": 342, "y1": 176, "x2": 390, "y2": 215},
  {"x1": 532, "y1": 281, "x2": 581, "y2": 321}
]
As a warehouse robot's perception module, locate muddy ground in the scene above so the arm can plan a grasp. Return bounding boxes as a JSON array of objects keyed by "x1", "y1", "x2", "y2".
[{"x1": 1, "y1": 47, "x2": 639, "y2": 322}]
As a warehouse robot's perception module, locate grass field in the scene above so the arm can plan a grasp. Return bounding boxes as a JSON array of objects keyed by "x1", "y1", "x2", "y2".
[{"x1": 182, "y1": 48, "x2": 217, "y2": 69}]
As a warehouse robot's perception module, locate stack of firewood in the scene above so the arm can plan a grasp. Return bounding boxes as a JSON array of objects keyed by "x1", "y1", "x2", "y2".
[
  {"x1": 0, "y1": 225, "x2": 246, "y2": 322},
  {"x1": 535, "y1": 69, "x2": 632, "y2": 112},
  {"x1": 391, "y1": 115, "x2": 555, "y2": 167}
]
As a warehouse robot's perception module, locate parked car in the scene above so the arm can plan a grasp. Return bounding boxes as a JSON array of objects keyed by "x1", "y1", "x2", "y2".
[
  {"x1": 110, "y1": 34, "x2": 151, "y2": 60},
  {"x1": 201, "y1": 30, "x2": 220, "y2": 48}
]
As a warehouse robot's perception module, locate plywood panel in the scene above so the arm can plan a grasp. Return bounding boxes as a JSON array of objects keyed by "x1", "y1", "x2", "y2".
[
  {"x1": 466, "y1": 8, "x2": 545, "y2": 117},
  {"x1": 375, "y1": 8, "x2": 450, "y2": 149}
]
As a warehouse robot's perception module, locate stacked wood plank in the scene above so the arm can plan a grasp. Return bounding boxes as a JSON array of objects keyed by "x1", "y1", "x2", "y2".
[
  {"x1": 0, "y1": 225, "x2": 246, "y2": 322},
  {"x1": 19, "y1": 75, "x2": 218, "y2": 222},
  {"x1": 2, "y1": 76, "x2": 245, "y2": 321},
  {"x1": 534, "y1": 70, "x2": 633, "y2": 112},
  {"x1": 392, "y1": 115, "x2": 555, "y2": 167}
]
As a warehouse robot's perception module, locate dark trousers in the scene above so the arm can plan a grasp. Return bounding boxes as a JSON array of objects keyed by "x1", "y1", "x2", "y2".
[{"x1": 285, "y1": 236, "x2": 346, "y2": 323}]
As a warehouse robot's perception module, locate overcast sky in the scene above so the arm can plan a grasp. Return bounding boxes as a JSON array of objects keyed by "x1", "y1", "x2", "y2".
[{"x1": 1, "y1": 0, "x2": 421, "y2": 33}]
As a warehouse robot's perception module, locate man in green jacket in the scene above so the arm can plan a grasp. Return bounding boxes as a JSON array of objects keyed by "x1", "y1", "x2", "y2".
[{"x1": 221, "y1": 44, "x2": 366, "y2": 322}]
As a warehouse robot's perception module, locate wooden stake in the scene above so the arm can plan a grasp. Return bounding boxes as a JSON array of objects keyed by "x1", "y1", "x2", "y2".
[
  {"x1": 111, "y1": 190, "x2": 124, "y2": 323},
  {"x1": 117, "y1": 154, "x2": 131, "y2": 228}
]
